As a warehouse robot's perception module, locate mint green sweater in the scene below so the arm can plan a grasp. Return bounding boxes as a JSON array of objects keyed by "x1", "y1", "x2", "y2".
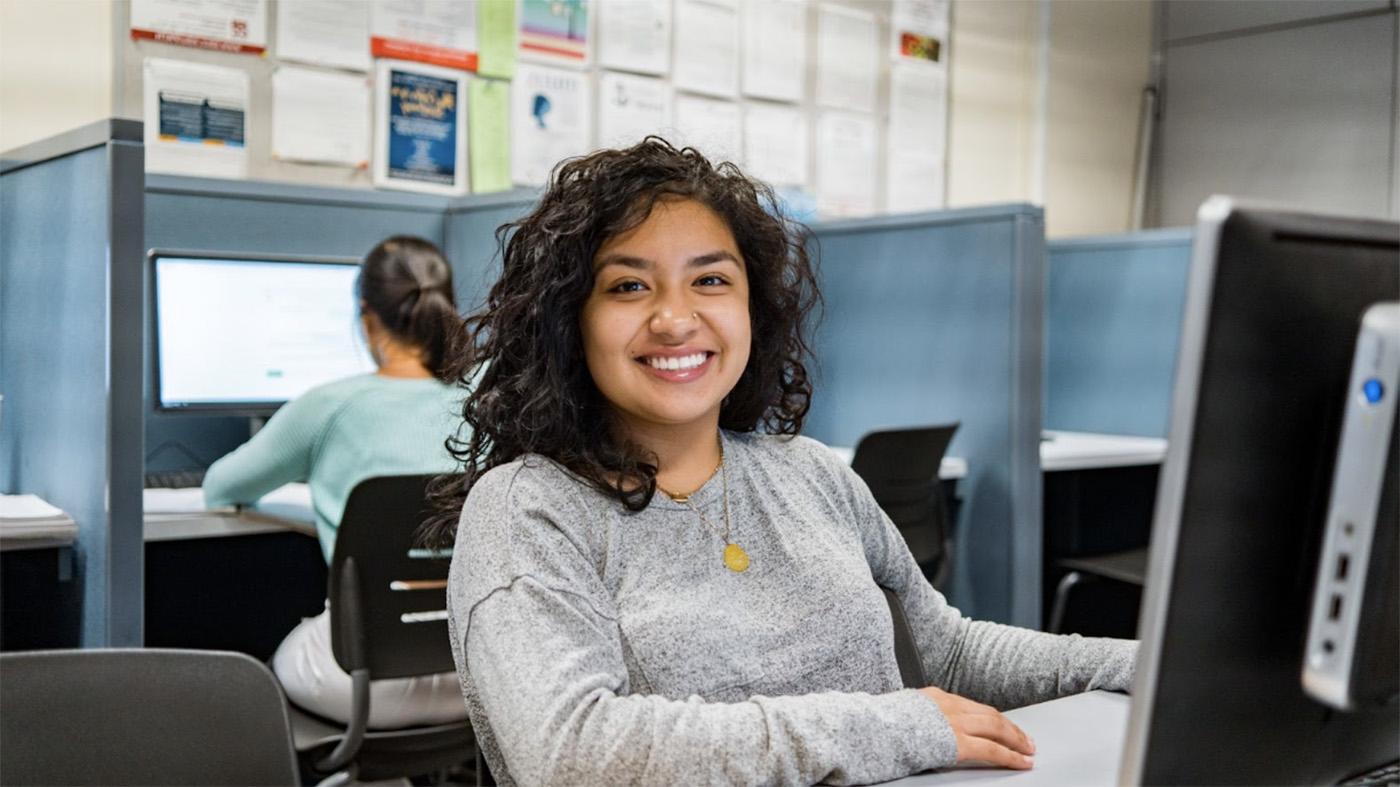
[{"x1": 203, "y1": 374, "x2": 463, "y2": 562}]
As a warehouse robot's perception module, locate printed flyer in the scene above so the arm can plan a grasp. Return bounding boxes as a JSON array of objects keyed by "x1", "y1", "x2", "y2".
[
  {"x1": 373, "y1": 61, "x2": 468, "y2": 195},
  {"x1": 519, "y1": 0, "x2": 589, "y2": 66},
  {"x1": 131, "y1": 0, "x2": 267, "y2": 54}
]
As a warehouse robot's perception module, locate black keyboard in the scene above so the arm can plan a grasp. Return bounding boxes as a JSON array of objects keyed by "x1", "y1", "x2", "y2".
[
  {"x1": 1341, "y1": 761, "x2": 1400, "y2": 787},
  {"x1": 143, "y1": 469, "x2": 207, "y2": 489}
]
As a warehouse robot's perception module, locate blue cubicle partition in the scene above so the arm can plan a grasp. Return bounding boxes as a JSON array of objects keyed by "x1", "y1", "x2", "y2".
[
  {"x1": 143, "y1": 178, "x2": 535, "y2": 469},
  {"x1": 1045, "y1": 229, "x2": 1194, "y2": 438},
  {"x1": 2, "y1": 122, "x2": 1051, "y2": 639},
  {"x1": 805, "y1": 205, "x2": 1046, "y2": 627},
  {"x1": 443, "y1": 191, "x2": 537, "y2": 313},
  {"x1": 0, "y1": 121, "x2": 146, "y2": 646}
]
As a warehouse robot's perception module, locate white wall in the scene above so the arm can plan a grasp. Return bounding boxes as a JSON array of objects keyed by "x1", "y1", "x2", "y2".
[
  {"x1": 947, "y1": 0, "x2": 1152, "y2": 237},
  {"x1": 947, "y1": 0, "x2": 1039, "y2": 209},
  {"x1": 0, "y1": 0, "x2": 116, "y2": 151},
  {"x1": 1045, "y1": 0, "x2": 1151, "y2": 236}
]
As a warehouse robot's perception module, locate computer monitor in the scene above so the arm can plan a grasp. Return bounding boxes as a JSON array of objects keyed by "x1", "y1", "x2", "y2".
[
  {"x1": 151, "y1": 250, "x2": 376, "y2": 415},
  {"x1": 1123, "y1": 198, "x2": 1399, "y2": 785}
]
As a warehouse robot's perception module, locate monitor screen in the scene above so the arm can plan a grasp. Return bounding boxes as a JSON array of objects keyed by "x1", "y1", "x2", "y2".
[
  {"x1": 152, "y1": 252, "x2": 376, "y2": 414},
  {"x1": 1123, "y1": 199, "x2": 1400, "y2": 785}
]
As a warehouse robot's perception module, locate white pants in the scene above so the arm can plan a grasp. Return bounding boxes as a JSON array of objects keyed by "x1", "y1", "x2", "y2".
[{"x1": 272, "y1": 607, "x2": 468, "y2": 730}]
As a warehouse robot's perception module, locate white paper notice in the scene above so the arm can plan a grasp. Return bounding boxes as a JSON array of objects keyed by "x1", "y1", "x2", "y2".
[
  {"x1": 597, "y1": 0, "x2": 671, "y2": 76},
  {"x1": 272, "y1": 67, "x2": 371, "y2": 167},
  {"x1": 143, "y1": 58, "x2": 250, "y2": 178},
  {"x1": 673, "y1": 0, "x2": 740, "y2": 98},
  {"x1": 816, "y1": 4, "x2": 879, "y2": 113},
  {"x1": 744, "y1": 102, "x2": 807, "y2": 187},
  {"x1": 816, "y1": 111, "x2": 878, "y2": 216},
  {"x1": 886, "y1": 62, "x2": 946, "y2": 212},
  {"x1": 275, "y1": 0, "x2": 370, "y2": 71},
  {"x1": 890, "y1": 0, "x2": 949, "y2": 66},
  {"x1": 598, "y1": 72, "x2": 673, "y2": 149},
  {"x1": 741, "y1": 0, "x2": 806, "y2": 102},
  {"x1": 371, "y1": 0, "x2": 478, "y2": 71},
  {"x1": 512, "y1": 63, "x2": 593, "y2": 186},
  {"x1": 673, "y1": 93, "x2": 741, "y2": 165},
  {"x1": 131, "y1": 0, "x2": 267, "y2": 53}
]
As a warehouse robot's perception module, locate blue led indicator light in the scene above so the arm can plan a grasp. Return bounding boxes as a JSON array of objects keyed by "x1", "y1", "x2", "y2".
[{"x1": 1361, "y1": 378, "x2": 1384, "y2": 404}]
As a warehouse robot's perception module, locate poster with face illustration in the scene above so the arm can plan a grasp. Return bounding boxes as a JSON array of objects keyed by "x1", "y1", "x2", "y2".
[{"x1": 510, "y1": 63, "x2": 593, "y2": 187}]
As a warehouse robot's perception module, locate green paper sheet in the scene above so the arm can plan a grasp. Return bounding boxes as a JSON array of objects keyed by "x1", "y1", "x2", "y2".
[
  {"x1": 470, "y1": 78, "x2": 512, "y2": 193},
  {"x1": 477, "y1": 0, "x2": 517, "y2": 80}
]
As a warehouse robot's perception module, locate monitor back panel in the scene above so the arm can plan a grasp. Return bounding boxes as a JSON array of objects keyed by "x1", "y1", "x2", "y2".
[{"x1": 1139, "y1": 207, "x2": 1400, "y2": 784}]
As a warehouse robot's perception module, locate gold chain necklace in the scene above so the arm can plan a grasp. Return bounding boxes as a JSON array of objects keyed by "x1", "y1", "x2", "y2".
[{"x1": 656, "y1": 439, "x2": 750, "y2": 573}]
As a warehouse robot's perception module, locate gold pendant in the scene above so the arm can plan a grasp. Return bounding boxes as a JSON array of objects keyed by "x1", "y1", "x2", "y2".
[{"x1": 723, "y1": 542, "x2": 750, "y2": 573}]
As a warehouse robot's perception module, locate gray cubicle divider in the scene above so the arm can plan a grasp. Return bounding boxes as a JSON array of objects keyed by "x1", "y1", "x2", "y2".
[
  {"x1": 1045, "y1": 228, "x2": 1193, "y2": 438},
  {"x1": 142, "y1": 178, "x2": 536, "y2": 470},
  {"x1": 804, "y1": 204, "x2": 1046, "y2": 627},
  {"x1": 0, "y1": 120, "x2": 146, "y2": 647},
  {"x1": 442, "y1": 191, "x2": 538, "y2": 314}
]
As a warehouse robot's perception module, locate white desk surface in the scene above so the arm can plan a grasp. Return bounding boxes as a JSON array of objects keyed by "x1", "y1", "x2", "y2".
[
  {"x1": 143, "y1": 483, "x2": 315, "y2": 542},
  {"x1": 1040, "y1": 431, "x2": 1167, "y2": 472},
  {"x1": 830, "y1": 431, "x2": 1166, "y2": 476},
  {"x1": 825, "y1": 447, "x2": 968, "y2": 481},
  {"x1": 884, "y1": 691, "x2": 1129, "y2": 786},
  {"x1": 0, "y1": 494, "x2": 78, "y2": 551}
]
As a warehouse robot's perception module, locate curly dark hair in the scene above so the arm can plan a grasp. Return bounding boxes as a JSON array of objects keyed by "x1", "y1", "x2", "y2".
[{"x1": 421, "y1": 138, "x2": 821, "y2": 549}]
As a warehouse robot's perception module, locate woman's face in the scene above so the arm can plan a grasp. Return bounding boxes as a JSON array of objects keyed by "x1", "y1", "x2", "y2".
[{"x1": 580, "y1": 198, "x2": 752, "y2": 437}]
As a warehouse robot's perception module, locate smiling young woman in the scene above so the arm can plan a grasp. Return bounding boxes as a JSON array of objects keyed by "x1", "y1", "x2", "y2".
[{"x1": 423, "y1": 139, "x2": 1137, "y2": 786}]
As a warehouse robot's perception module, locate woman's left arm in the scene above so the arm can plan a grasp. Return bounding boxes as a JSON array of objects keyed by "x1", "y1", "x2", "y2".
[
  {"x1": 831, "y1": 451, "x2": 1138, "y2": 710},
  {"x1": 202, "y1": 394, "x2": 324, "y2": 507}
]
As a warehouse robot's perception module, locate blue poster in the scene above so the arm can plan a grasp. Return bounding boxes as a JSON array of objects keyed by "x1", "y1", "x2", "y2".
[{"x1": 387, "y1": 69, "x2": 458, "y2": 185}]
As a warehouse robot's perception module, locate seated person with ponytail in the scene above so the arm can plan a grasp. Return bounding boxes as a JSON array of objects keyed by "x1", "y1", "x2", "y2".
[{"x1": 204, "y1": 235, "x2": 469, "y2": 729}]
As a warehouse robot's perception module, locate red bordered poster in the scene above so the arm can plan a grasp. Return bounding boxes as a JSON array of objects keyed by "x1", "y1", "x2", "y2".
[
  {"x1": 130, "y1": 0, "x2": 267, "y2": 55},
  {"x1": 370, "y1": 0, "x2": 479, "y2": 72}
]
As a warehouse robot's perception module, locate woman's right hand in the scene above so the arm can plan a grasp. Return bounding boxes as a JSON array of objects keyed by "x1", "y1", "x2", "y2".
[{"x1": 918, "y1": 686, "x2": 1036, "y2": 770}]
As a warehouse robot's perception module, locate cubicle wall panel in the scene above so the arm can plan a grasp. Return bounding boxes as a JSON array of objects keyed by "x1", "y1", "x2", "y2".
[
  {"x1": 145, "y1": 192, "x2": 446, "y2": 256},
  {"x1": 807, "y1": 220, "x2": 1015, "y2": 444},
  {"x1": 1045, "y1": 230, "x2": 1193, "y2": 437},
  {"x1": 1, "y1": 147, "x2": 114, "y2": 645},
  {"x1": 805, "y1": 207, "x2": 1043, "y2": 625},
  {"x1": 1156, "y1": 12, "x2": 1395, "y2": 226},
  {"x1": 142, "y1": 188, "x2": 449, "y2": 471},
  {"x1": 443, "y1": 199, "x2": 537, "y2": 313}
]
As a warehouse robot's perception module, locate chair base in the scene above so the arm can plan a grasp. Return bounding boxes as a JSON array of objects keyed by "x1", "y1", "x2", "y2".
[{"x1": 289, "y1": 704, "x2": 476, "y2": 784}]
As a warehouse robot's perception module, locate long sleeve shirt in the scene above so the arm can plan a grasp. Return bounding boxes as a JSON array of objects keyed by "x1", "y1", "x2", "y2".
[
  {"x1": 203, "y1": 374, "x2": 462, "y2": 562},
  {"x1": 446, "y1": 430, "x2": 1137, "y2": 786}
]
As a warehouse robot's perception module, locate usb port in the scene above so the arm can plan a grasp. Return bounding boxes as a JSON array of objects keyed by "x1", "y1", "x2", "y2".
[
  {"x1": 1336, "y1": 554, "x2": 1350, "y2": 581},
  {"x1": 1329, "y1": 595, "x2": 1343, "y2": 621}
]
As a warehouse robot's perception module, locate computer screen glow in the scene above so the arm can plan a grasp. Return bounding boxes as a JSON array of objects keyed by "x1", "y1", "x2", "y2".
[{"x1": 154, "y1": 255, "x2": 376, "y2": 410}]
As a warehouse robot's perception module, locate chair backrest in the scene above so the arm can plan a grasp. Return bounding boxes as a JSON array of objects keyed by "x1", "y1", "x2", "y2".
[
  {"x1": 881, "y1": 587, "x2": 928, "y2": 689},
  {"x1": 0, "y1": 648, "x2": 299, "y2": 786},
  {"x1": 328, "y1": 474, "x2": 453, "y2": 681},
  {"x1": 851, "y1": 424, "x2": 960, "y2": 579}
]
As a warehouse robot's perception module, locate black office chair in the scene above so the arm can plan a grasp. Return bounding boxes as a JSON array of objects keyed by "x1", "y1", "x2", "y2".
[
  {"x1": 0, "y1": 648, "x2": 299, "y2": 786},
  {"x1": 288, "y1": 475, "x2": 475, "y2": 787},
  {"x1": 1047, "y1": 547, "x2": 1149, "y2": 635},
  {"x1": 881, "y1": 586, "x2": 928, "y2": 689},
  {"x1": 852, "y1": 424, "x2": 961, "y2": 590}
]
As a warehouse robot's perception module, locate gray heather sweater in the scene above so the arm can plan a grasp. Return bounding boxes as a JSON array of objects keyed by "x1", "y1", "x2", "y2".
[{"x1": 445, "y1": 431, "x2": 1136, "y2": 786}]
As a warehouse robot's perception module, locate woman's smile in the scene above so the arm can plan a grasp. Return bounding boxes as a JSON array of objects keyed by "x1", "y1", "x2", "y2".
[{"x1": 636, "y1": 349, "x2": 716, "y2": 381}]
